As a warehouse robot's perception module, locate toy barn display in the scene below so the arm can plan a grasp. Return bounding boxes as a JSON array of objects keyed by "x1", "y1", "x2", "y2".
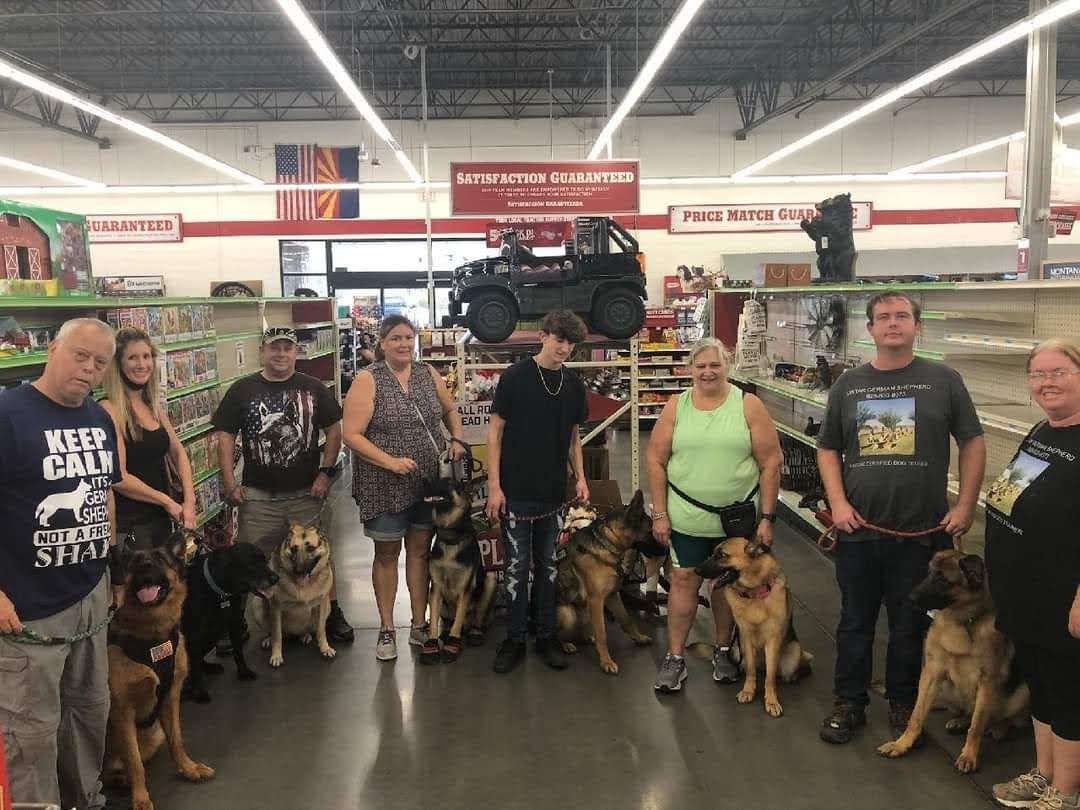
[{"x1": 0, "y1": 199, "x2": 94, "y2": 296}]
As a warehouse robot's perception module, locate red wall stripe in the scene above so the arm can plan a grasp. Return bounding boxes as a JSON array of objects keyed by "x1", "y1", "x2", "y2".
[{"x1": 180, "y1": 207, "x2": 1019, "y2": 238}]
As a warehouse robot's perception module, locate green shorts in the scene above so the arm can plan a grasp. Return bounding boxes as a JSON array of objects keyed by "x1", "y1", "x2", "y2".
[{"x1": 669, "y1": 529, "x2": 723, "y2": 569}]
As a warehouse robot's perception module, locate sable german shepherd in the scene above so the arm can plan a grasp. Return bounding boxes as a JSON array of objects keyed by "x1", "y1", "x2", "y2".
[
  {"x1": 254, "y1": 520, "x2": 335, "y2": 667},
  {"x1": 104, "y1": 530, "x2": 214, "y2": 810},
  {"x1": 877, "y1": 551, "x2": 1030, "y2": 773},
  {"x1": 555, "y1": 490, "x2": 655, "y2": 674},
  {"x1": 695, "y1": 537, "x2": 813, "y2": 717},
  {"x1": 423, "y1": 476, "x2": 498, "y2": 663}
]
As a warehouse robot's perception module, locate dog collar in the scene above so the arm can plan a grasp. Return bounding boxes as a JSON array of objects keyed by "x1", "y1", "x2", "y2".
[
  {"x1": 733, "y1": 577, "x2": 776, "y2": 600},
  {"x1": 202, "y1": 555, "x2": 232, "y2": 609}
]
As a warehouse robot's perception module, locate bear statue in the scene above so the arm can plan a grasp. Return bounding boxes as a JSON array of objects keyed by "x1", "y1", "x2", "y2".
[{"x1": 800, "y1": 193, "x2": 857, "y2": 283}]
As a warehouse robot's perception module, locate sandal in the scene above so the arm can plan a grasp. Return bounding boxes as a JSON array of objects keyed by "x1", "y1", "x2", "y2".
[
  {"x1": 419, "y1": 639, "x2": 441, "y2": 665},
  {"x1": 465, "y1": 627, "x2": 485, "y2": 647},
  {"x1": 440, "y1": 635, "x2": 464, "y2": 663}
]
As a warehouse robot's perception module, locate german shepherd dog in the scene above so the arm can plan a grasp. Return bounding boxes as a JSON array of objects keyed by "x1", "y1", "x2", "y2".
[
  {"x1": 104, "y1": 530, "x2": 214, "y2": 810},
  {"x1": 555, "y1": 490, "x2": 655, "y2": 674},
  {"x1": 696, "y1": 537, "x2": 813, "y2": 717},
  {"x1": 182, "y1": 543, "x2": 278, "y2": 703},
  {"x1": 422, "y1": 476, "x2": 498, "y2": 663},
  {"x1": 254, "y1": 520, "x2": 335, "y2": 667},
  {"x1": 877, "y1": 551, "x2": 1030, "y2": 773}
]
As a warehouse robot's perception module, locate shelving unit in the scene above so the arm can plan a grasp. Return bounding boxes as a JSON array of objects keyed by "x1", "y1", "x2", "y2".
[
  {"x1": 715, "y1": 280, "x2": 1075, "y2": 555},
  {"x1": 1, "y1": 295, "x2": 340, "y2": 531},
  {"x1": 615, "y1": 345, "x2": 691, "y2": 421}
]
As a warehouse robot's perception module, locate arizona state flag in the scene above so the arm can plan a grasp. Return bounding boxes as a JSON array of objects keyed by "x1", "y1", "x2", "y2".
[{"x1": 275, "y1": 144, "x2": 359, "y2": 220}]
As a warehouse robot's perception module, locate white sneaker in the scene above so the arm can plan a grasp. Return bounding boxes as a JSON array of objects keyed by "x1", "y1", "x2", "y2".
[
  {"x1": 408, "y1": 622, "x2": 430, "y2": 646},
  {"x1": 375, "y1": 628, "x2": 397, "y2": 661}
]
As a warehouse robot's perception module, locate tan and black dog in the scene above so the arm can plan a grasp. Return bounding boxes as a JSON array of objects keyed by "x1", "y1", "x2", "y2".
[
  {"x1": 254, "y1": 520, "x2": 335, "y2": 667},
  {"x1": 555, "y1": 490, "x2": 655, "y2": 674},
  {"x1": 877, "y1": 550, "x2": 1029, "y2": 773},
  {"x1": 695, "y1": 537, "x2": 813, "y2": 717},
  {"x1": 104, "y1": 529, "x2": 214, "y2": 810},
  {"x1": 423, "y1": 476, "x2": 498, "y2": 663}
]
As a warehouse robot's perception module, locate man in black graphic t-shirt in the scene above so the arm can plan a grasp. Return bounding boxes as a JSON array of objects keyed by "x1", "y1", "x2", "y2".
[
  {"x1": 816, "y1": 291, "x2": 985, "y2": 747},
  {"x1": 212, "y1": 326, "x2": 353, "y2": 643},
  {"x1": 486, "y1": 311, "x2": 589, "y2": 674},
  {"x1": 0, "y1": 318, "x2": 121, "y2": 810}
]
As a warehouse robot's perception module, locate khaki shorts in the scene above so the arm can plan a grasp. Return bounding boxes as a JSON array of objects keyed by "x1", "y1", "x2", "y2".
[{"x1": 237, "y1": 489, "x2": 329, "y2": 557}]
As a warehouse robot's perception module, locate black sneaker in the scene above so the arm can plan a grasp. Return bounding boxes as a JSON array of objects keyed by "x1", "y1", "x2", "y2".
[
  {"x1": 534, "y1": 638, "x2": 569, "y2": 670},
  {"x1": 325, "y1": 603, "x2": 355, "y2": 644},
  {"x1": 820, "y1": 699, "x2": 867, "y2": 744},
  {"x1": 492, "y1": 640, "x2": 526, "y2": 674},
  {"x1": 888, "y1": 701, "x2": 924, "y2": 749}
]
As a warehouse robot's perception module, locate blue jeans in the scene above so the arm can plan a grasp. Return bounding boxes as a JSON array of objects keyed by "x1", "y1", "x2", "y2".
[
  {"x1": 502, "y1": 499, "x2": 560, "y2": 644},
  {"x1": 833, "y1": 536, "x2": 942, "y2": 707}
]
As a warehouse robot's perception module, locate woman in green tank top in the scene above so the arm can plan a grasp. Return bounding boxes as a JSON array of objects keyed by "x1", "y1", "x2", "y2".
[{"x1": 645, "y1": 337, "x2": 782, "y2": 692}]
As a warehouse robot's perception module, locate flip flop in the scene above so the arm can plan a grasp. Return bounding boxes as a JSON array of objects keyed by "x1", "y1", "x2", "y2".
[
  {"x1": 419, "y1": 639, "x2": 441, "y2": 665},
  {"x1": 440, "y1": 635, "x2": 464, "y2": 663}
]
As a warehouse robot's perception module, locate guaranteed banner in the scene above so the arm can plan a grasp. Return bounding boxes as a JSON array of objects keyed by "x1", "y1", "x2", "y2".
[
  {"x1": 451, "y1": 161, "x2": 640, "y2": 215},
  {"x1": 669, "y1": 202, "x2": 873, "y2": 234},
  {"x1": 87, "y1": 214, "x2": 183, "y2": 243}
]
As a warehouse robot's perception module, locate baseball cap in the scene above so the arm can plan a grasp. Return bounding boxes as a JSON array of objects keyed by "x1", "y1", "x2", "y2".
[{"x1": 262, "y1": 326, "x2": 299, "y2": 345}]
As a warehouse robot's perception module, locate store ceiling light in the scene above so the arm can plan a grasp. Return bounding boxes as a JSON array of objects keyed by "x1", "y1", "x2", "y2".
[
  {"x1": 733, "y1": 0, "x2": 1080, "y2": 178},
  {"x1": 0, "y1": 57, "x2": 262, "y2": 185},
  {"x1": 273, "y1": 0, "x2": 423, "y2": 184},
  {"x1": 0, "y1": 155, "x2": 103, "y2": 187},
  {"x1": 586, "y1": 0, "x2": 708, "y2": 160}
]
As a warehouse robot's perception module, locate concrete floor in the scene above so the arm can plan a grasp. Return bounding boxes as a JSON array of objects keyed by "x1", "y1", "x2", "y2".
[{"x1": 137, "y1": 429, "x2": 1030, "y2": 810}]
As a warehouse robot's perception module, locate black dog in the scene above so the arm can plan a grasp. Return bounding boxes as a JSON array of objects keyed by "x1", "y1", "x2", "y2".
[{"x1": 182, "y1": 543, "x2": 278, "y2": 703}]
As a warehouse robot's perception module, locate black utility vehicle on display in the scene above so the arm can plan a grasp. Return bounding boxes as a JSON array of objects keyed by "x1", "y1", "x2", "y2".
[{"x1": 444, "y1": 216, "x2": 647, "y2": 343}]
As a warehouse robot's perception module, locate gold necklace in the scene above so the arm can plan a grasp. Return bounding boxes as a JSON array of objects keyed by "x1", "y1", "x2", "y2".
[{"x1": 534, "y1": 357, "x2": 564, "y2": 396}]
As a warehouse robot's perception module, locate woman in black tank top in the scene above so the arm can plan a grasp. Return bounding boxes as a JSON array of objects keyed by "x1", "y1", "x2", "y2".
[{"x1": 101, "y1": 327, "x2": 196, "y2": 549}]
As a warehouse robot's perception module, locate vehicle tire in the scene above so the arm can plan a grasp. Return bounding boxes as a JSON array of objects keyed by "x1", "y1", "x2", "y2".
[
  {"x1": 591, "y1": 288, "x2": 646, "y2": 339},
  {"x1": 466, "y1": 291, "x2": 518, "y2": 343},
  {"x1": 211, "y1": 281, "x2": 257, "y2": 298}
]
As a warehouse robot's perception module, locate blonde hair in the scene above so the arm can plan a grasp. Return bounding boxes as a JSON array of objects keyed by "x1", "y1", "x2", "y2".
[
  {"x1": 688, "y1": 337, "x2": 730, "y2": 371},
  {"x1": 1028, "y1": 338, "x2": 1080, "y2": 372},
  {"x1": 102, "y1": 327, "x2": 163, "y2": 442}
]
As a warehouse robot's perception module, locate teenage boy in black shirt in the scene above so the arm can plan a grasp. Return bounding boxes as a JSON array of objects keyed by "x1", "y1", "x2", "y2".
[
  {"x1": 816, "y1": 291, "x2": 985, "y2": 745},
  {"x1": 487, "y1": 310, "x2": 590, "y2": 673}
]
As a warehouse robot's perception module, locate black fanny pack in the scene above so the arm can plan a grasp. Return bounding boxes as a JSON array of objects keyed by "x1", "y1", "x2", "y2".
[{"x1": 668, "y1": 481, "x2": 760, "y2": 538}]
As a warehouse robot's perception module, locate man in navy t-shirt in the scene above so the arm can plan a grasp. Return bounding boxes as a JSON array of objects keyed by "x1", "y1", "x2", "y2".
[{"x1": 0, "y1": 317, "x2": 121, "y2": 810}]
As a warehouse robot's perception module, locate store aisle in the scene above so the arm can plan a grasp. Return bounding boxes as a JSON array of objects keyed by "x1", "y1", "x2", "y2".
[{"x1": 135, "y1": 451, "x2": 1028, "y2": 810}]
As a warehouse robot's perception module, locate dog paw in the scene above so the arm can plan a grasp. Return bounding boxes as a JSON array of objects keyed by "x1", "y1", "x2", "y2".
[
  {"x1": 203, "y1": 662, "x2": 225, "y2": 675},
  {"x1": 944, "y1": 717, "x2": 968, "y2": 735},
  {"x1": 237, "y1": 669, "x2": 257, "y2": 681},
  {"x1": 561, "y1": 642, "x2": 578, "y2": 654},
  {"x1": 269, "y1": 653, "x2": 284, "y2": 668},
  {"x1": 260, "y1": 637, "x2": 271, "y2": 650},
  {"x1": 300, "y1": 633, "x2": 314, "y2": 646},
  {"x1": 180, "y1": 761, "x2": 215, "y2": 782},
  {"x1": 876, "y1": 740, "x2": 909, "y2": 758},
  {"x1": 954, "y1": 749, "x2": 979, "y2": 773},
  {"x1": 320, "y1": 645, "x2": 337, "y2": 660},
  {"x1": 631, "y1": 633, "x2": 653, "y2": 646},
  {"x1": 764, "y1": 698, "x2": 783, "y2": 717},
  {"x1": 131, "y1": 793, "x2": 154, "y2": 810},
  {"x1": 599, "y1": 658, "x2": 619, "y2": 675},
  {"x1": 736, "y1": 689, "x2": 756, "y2": 704}
]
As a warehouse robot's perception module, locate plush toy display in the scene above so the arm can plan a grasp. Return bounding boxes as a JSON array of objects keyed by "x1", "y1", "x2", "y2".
[{"x1": 799, "y1": 193, "x2": 857, "y2": 283}]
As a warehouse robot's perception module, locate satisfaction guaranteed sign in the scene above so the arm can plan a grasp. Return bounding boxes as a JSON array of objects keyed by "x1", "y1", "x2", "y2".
[
  {"x1": 669, "y1": 202, "x2": 873, "y2": 234},
  {"x1": 451, "y1": 160, "x2": 640, "y2": 216},
  {"x1": 87, "y1": 214, "x2": 183, "y2": 243}
]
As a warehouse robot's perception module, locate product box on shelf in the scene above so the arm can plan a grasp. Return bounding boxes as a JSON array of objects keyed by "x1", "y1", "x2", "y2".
[
  {"x1": 757, "y1": 263, "x2": 789, "y2": 287},
  {"x1": 118, "y1": 309, "x2": 133, "y2": 329},
  {"x1": 202, "y1": 304, "x2": 215, "y2": 336},
  {"x1": 188, "y1": 437, "x2": 209, "y2": 478},
  {"x1": 167, "y1": 398, "x2": 183, "y2": 429},
  {"x1": 178, "y1": 306, "x2": 194, "y2": 341},
  {"x1": 180, "y1": 395, "x2": 197, "y2": 432},
  {"x1": 146, "y1": 307, "x2": 163, "y2": 339},
  {"x1": 162, "y1": 307, "x2": 180, "y2": 342},
  {"x1": 190, "y1": 305, "x2": 205, "y2": 339},
  {"x1": 787, "y1": 263, "x2": 812, "y2": 285},
  {"x1": 193, "y1": 349, "x2": 208, "y2": 382},
  {"x1": 0, "y1": 198, "x2": 94, "y2": 296}
]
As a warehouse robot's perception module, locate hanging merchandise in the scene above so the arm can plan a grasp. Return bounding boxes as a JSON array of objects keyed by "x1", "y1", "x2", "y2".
[
  {"x1": 803, "y1": 295, "x2": 846, "y2": 353},
  {"x1": 734, "y1": 298, "x2": 767, "y2": 373}
]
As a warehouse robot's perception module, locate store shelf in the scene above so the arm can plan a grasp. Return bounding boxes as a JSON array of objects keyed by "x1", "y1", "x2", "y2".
[
  {"x1": 851, "y1": 339, "x2": 945, "y2": 361},
  {"x1": 196, "y1": 502, "x2": 225, "y2": 529},
  {"x1": 975, "y1": 404, "x2": 1042, "y2": 436},
  {"x1": 161, "y1": 336, "x2": 217, "y2": 352},
  {"x1": 943, "y1": 334, "x2": 1041, "y2": 353},
  {"x1": 636, "y1": 384, "x2": 691, "y2": 391},
  {"x1": 0, "y1": 296, "x2": 259, "y2": 308},
  {"x1": 623, "y1": 373, "x2": 692, "y2": 380},
  {"x1": 0, "y1": 351, "x2": 48, "y2": 369},
  {"x1": 777, "y1": 488, "x2": 830, "y2": 535},
  {"x1": 617, "y1": 347, "x2": 691, "y2": 353},
  {"x1": 165, "y1": 377, "x2": 220, "y2": 401},
  {"x1": 728, "y1": 373, "x2": 830, "y2": 408},
  {"x1": 922, "y1": 310, "x2": 1026, "y2": 324},
  {"x1": 298, "y1": 349, "x2": 335, "y2": 360},
  {"x1": 775, "y1": 421, "x2": 818, "y2": 448},
  {"x1": 178, "y1": 422, "x2": 214, "y2": 443},
  {"x1": 193, "y1": 466, "x2": 222, "y2": 486},
  {"x1": 215, "y1": 331, "x2": 261, "y2": 342},
  {"x1": 714, "y1": 282, "x2": 958, "y2": 294},
  {"x1": 294, "y1": 321, "x2": 334, "y2": 329}
]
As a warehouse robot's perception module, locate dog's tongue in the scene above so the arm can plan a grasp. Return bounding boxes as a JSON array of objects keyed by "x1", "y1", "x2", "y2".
[{"x1": 136, "y1": 585, "x2": 161, "y2": 604}]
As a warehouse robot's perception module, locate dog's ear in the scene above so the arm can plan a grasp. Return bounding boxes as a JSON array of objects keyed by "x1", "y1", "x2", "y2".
[
  {"x1": 165, "y1": 530, "x2": 189, "y2": 567},
  {"x1": 958, "y1": 554, "x2": 986, "y2": 590},
  {"x1": 628, "y1": 490, "x2": 644, "y2": 514},
  {"x1": 745, "y1": 540, "x2": 770, "y2": 558}
]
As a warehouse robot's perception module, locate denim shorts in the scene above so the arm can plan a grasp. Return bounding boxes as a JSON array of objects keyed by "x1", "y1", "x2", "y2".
[{"x1": 363, "y1": 500, "x2": 435, "y2": 542}]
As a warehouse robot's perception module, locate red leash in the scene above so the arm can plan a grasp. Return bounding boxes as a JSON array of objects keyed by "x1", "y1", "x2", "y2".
[{"x1": 816, "y1": 514, "x2": 948, "y2": 553}]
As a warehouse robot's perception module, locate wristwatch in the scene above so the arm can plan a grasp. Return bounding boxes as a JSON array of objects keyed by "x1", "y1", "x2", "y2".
[
  {"x1": 761, "y1": 512, "x2": 777, "y2": 523},
  {"x1": 319, "y1": 465, "x2": 338, "y2": 480}
]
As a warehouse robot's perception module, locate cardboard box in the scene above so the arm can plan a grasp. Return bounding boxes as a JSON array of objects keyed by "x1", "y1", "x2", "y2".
[
  {"x1": 761, "y1": 263, "x2": 788, "y2": 287},
  {"x1": 568, "y1": 478, "x2": 624, "y2": 509},
  {"x1": 787, "y1": 263, "x2": 812, "y2": 285}
]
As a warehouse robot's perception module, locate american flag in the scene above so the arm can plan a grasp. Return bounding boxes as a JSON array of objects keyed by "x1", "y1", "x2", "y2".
[{"x1": 275, "y1": 144, "x2": 316, "y2": 220}]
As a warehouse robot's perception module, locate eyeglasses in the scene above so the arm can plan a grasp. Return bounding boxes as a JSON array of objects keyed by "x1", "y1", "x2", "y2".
[{"x1": 1027, "y1": 369, "x2": 1080, "y2": 381}]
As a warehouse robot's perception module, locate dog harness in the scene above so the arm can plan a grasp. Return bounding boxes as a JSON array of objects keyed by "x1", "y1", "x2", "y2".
[
  {"x1": 108, "y1": 625, "x2": 181, "y2": 729},
  {"x1": 732, "y1": 576, "x2": 777, "y2": 600}
]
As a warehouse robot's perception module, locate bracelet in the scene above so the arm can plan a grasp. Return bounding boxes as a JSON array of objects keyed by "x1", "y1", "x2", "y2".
[{"x1": 651, "y1": 511, "x2": 668, "y2": 520}]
